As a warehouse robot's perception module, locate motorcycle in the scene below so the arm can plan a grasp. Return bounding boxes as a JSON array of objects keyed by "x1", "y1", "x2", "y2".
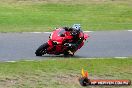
[{"x1": 35, "y1": 28, "x2": 89, "y2": 56}]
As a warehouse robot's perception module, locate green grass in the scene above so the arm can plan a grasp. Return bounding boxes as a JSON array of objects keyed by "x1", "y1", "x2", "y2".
[
  {"x1": 0, "y1": 0, "x2": 132, "y2": 32},
  {"x1": 0, "y1": 58, "x2": 132, "y2": 88}
]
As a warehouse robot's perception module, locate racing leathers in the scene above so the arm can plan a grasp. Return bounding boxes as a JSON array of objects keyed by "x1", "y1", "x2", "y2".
[{"x1": 63, "y1": 27, "x2": 84, "y2": 52}]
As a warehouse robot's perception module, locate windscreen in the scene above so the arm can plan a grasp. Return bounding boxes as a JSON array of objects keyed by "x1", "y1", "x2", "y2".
[{"x1": 58, "y1": 29, "x2": 66, "y2": 37}]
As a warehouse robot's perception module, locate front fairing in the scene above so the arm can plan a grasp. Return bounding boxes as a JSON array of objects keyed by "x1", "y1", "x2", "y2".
[
  {"x1": 49, "y1": 28, "x2": 73, "y2": 44},
  {"x1": 49, "y1": 28, "x2": 64, "y2": 44}
]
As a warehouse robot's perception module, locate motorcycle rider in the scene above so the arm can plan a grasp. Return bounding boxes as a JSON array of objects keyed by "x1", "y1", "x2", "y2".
[{"x1": 63, "y1": 24, "x2": 84, "y2": 54}]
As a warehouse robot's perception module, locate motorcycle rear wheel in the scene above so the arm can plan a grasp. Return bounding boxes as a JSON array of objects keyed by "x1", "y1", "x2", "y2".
[{"x1": 35, "y1": 43, "x2": 49, "y2": 56}]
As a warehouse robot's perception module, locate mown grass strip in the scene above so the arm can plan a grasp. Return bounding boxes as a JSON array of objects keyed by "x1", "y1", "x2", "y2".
[
  {"x1": 0, "y1": 1, "x2": 132, "y2": 32},
  {"x1": 0, "y1": 58, "x2": 131, "y2": 88}
]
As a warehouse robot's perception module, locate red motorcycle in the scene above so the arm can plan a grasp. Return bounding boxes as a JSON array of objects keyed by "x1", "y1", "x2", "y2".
[{"x1": 35, "y1": 28, "x2": 89, "y2": 56}]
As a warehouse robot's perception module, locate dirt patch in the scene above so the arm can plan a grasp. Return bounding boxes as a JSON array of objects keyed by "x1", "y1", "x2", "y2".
[
  {"x1": 55, "y1": 73, "x2": 80, "y2": 86},
  {"x1": 0, "y1": 77, "x2": 19, "y2": 88},
  {"x1": 0, "y1": 74, "x2": 41, "y2": 88}
]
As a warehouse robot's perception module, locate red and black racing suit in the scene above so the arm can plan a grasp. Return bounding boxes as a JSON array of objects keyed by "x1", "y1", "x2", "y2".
[{"x1": 63, "y1": 27, "x2": 84, "y2": 51}]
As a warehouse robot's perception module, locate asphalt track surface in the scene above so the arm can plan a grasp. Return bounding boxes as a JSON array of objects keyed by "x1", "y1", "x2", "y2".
[{"x1": 0, "y1": 30, "x2": 132, "y2": 61}]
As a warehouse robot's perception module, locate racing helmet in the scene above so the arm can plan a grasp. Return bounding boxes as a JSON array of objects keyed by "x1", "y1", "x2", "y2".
[
  {"x1": 72, "y1": 24, "x2": 81, "y2": 32},
  {"x1": 70, "y1": 24, "x2": 81, "y2": 37}
]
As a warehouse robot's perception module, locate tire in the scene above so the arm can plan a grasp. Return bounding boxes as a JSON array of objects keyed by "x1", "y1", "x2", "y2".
[{"x1": 35, "y1": 43, "x2": 49, "y2": 56}]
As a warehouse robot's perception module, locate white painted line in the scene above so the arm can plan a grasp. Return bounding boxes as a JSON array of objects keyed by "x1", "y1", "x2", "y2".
[
  {"x1": 22, "y1": 31, "x2": 93, "y2": 34},
  {"x1": 30, "y1": 32, "x2": 45, "y2": 33},
  {"x1": 22, "y1": 32, "x2": 51, "y2": 34},
  {"x1": 84, "y1": 31, "x2": 93, "y2": 32},
  {"x1": 79, "y1": 58, "x2": 110, "y2": 59},
  {"x1": 24, "y1": 60, "x2": 35, "y2": 62},
  {"x1": 80, "y1": 57, "x2": 129, "y2": 59},
  {"x1": 128, "y1": 30, "x2": 132, "y2": 32},
  {"x1": 44, "y1": 32, "x2": 51, "y2": 33},
  {"x1": 22, "y1": 32, "x2": 43, "y2": 34},
  {"x1": 5, "y1": 61, "x2": 16, "y2": 63},
  {"x1": 31, "y1": 32, "x2": 43, "y2": 33},
  {"x1": 114, "y1": 57, "x2": 128, "y2": 59}
]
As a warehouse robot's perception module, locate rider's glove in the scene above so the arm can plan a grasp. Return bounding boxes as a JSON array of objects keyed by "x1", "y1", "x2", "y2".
[
  {"x1": 64, "y1": 43, "x2": 78, "y2": 51},
  {"x1": 64, "y1": 43, "x2": 72, "y2": 47}
]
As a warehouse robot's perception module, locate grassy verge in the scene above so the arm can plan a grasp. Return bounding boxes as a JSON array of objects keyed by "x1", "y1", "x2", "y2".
[
  {"x1": 0, "y1": 58, "x2": 131, "y2": 88},
  {"x1": 0, "y1": 0, "x2": 132, "y2": 32}
]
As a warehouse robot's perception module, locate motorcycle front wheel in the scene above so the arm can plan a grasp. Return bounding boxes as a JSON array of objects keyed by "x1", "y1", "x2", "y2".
[{"x1": 35, "y1": 43, "x2": 49, "y2": 56}]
